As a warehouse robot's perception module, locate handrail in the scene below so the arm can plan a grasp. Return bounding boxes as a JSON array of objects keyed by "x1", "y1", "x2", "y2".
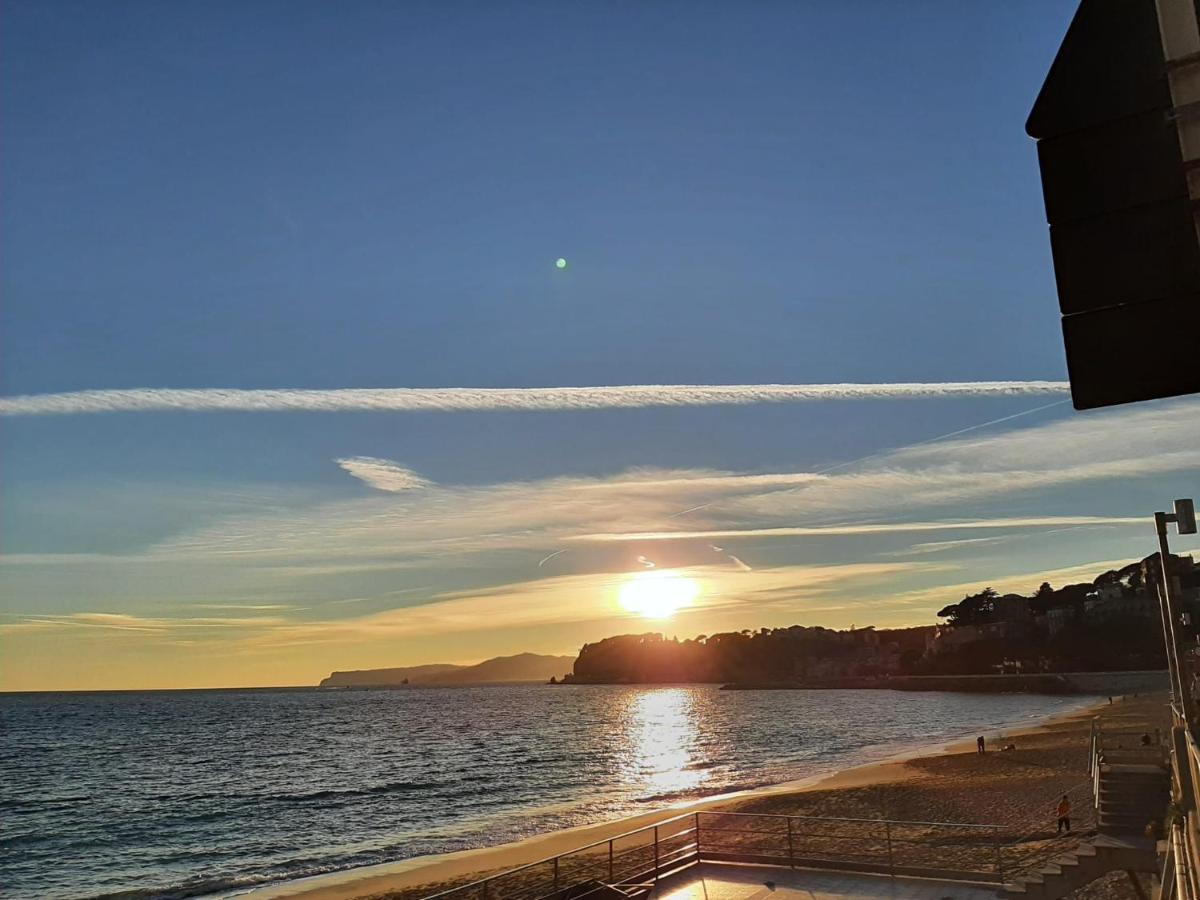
[
  {"x1": 1088, "y1": 717, "x2": 1099, "y2": 776},
  {"x1": 702, "y1": 810, "x2": 999, "y2": 829},
  {"x1": 1175, "y1": 822, "x2": 1192, "y2": 900},
  {"x1": 422, "y1": 810, "x2": 1005, "y2": 900}
]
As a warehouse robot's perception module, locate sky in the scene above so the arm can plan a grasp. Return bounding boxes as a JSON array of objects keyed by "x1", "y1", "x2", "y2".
[{"x1": 3, "y1": 0, "x2": 1198, "y2": 692}]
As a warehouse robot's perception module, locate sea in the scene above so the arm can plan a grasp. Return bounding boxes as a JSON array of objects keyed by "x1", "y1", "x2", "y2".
[{"x1": 1, "y1": 685, "x2": 1100, "y2": 899}]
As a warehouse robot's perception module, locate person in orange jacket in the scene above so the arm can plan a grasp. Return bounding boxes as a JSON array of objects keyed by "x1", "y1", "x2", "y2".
[{"x1": 1056, "y1": 795, "x2": 1071, "y2": 833}]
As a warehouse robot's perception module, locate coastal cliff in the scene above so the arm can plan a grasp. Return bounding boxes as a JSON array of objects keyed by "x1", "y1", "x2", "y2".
[{"x1": 320, "y1": 653, "x2": 575, "y2": 687}]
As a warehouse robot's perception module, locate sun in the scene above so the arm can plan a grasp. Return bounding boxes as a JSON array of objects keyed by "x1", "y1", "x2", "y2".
[{"x1": 618, "y1": 571, "x2": 700, "y2": 619}]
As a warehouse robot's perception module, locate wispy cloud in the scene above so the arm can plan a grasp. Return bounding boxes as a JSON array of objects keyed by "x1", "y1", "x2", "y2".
[
  {"x1": 877, "y1": 558, "x2": 1142, "y2": 610},
  {"x1": 570, "y1": 516, "x2": 1146, "y2": 543},
  {"x1": 237, "y1": 560, "x2": 947, "y2": 648},
  {"x1": 336, "y1": 457, "x2": 431, "y2": 492},
  {"x1": 6, "y1": 396, "x2": 1197, "y2": 665},
  {"x1": 720, "y1": 400, "x2": 1200, "y2": 522},
  {"x1": 889, "y1": 536, "x2": 1013, "y2": 556},
  {"x1": 574, "y1": 469, "x2": 828, "y2": 491},
  {"x1": 188, "y1": 603, "x2": 298, "y2": 611},
  {"x1": 0, "y1": 381, "x2": 1069, "y2": 416},
  {"x1": 0, "y1": 611, "x2": 290, "y2": 635}
]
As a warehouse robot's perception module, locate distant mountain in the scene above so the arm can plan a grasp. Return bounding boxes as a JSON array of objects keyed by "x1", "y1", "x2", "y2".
[
  {"x1": 319, "y1": 664, "x2": 463, "y2": 687},
  {"x1": 319, "y1": 653, "x2": 575, "y2": 688},
  {"x1": 429, "y1": 653, "x2": 576, "y2": 684}
]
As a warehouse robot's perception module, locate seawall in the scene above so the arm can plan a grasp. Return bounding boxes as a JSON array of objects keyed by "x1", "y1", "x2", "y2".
[{"x1": 720, "y1": 670, "x2": 1169, "y2": 694}]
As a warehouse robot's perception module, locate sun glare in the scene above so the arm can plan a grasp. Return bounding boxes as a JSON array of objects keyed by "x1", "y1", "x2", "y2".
[{"x1": 617, "y1": 571, "x2": 700, "y2": 619}]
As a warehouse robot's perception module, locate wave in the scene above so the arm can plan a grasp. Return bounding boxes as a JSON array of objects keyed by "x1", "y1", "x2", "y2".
[
  {"x1": 82, "y1": 850, "x2": 427, "y2": 900},
  {"x1": 273, "y1": 778, "x2": 447, "y2": 804},
  {"x1": 3, "y1": 794, "x2": 93, "y2": 809}
]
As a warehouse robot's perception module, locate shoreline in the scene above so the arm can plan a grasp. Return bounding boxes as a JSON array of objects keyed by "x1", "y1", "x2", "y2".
[{"x1": 241, "y1": 693, "x2": 1112, "y2": 900}]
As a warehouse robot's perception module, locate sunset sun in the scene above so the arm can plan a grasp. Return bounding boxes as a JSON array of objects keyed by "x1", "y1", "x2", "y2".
[{"x1": 617, "y1": 571, "x2": 700, "y2": 619}]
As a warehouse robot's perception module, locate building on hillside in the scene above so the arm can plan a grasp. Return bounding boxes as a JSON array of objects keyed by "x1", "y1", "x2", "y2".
[
  {"x1": 1090, "y1": 583, "x2": 1124, "y2": 603},
  {"x1": 1083, "y1": 591, "x2": 1159, "y2": 623},
  {"x1": 929, "y1": 621, "x2": 1010, "y2": 654},
  {"x1": 994, "y1": 593, "x2": 1033, "y2": 622},
  {"x1": 846, "y1": 627, "x2": 881, "y2": 646},
  {"x1": 1043, "y1": 605, "x2": 1077, "y2": 635},
  {"x1": 880, "y1": 625, "x2": 938, "y2": 655},
  {"x1": 1142, "y1": 553, "x2": 1197, "y2": 601}
]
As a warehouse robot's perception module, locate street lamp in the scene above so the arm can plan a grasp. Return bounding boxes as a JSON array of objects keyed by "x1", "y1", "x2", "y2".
[{"x1": 1155, "y1": 499, "x2": 1197, "y2": 721}]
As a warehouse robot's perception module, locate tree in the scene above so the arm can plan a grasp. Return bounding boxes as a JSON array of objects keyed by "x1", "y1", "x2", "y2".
[{"x1": 938, "y1": 588, "x2": 999, "y2": 625}]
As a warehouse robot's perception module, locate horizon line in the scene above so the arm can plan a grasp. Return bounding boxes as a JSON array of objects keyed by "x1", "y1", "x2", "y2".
[{"x1": 0, "y1": 381, "x2": 1071, "y2": 416}]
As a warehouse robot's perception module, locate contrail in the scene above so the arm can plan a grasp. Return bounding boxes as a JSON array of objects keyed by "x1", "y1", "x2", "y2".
[
  {"x1": 667, "y1": 397, "x2": 1072, "y2": 520},
  {"x1": 571, "y1": 516, "x2": 1146, "y2": 543},
  {"x1": 0, "y1": 381, "x2": 1070, "y2": 417},
  {"x1": 813, "y1": 398, "x2": 1074, "y2": 477},
  {"x1": 537, "y1": 549, "x2": 571, "y2": 568}
]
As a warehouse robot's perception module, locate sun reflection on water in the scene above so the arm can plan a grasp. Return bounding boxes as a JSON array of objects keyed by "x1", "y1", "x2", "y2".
[{"x1": 618, "y1": 689, "x2": 708, "y2": 800}]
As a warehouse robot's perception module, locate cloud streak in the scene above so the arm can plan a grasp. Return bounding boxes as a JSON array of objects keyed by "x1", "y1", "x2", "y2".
[
  {"x1": 336, "y1": 457, "x2": 431, "y2": 492},
  {"x1": 570, "y1": 516, "x2": 1146, "y2": 543},
  {"x1": 0, "y1": 381, "x2": 1069, "y2": 416}
]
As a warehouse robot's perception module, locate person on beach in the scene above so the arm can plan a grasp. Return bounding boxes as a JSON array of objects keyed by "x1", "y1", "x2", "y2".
[
  {"x1": 1056, "y1": 795, "x2": 1071, "y2": 833},
  {"x1": 976, "y1": 736, "x2": 986, "y2": 754}
]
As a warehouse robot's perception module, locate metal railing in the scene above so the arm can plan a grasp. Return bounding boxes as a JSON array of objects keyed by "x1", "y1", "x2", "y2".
[
  {"x1": 1089, "y1": 717, "x2": 1168, "y2": 807},
  {"x1": 1158, "y1": 704, "x2": 1200, "y2": 900},
  {"x1": 421, "y1": 811, "x2": 1006, "y2": 900},
  {"x1": 998, "y1": 778, "x2": 1095, "y2": 883}
]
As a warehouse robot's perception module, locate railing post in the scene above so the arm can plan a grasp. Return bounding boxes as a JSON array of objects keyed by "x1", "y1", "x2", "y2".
[
  {"x1": 694, "y1": 812, "x2": 702, "y2": 862},
  {"x1": 786, "y1": 817, "x2": 796, "y2": 869},
  {"x1": 553, "y1": 856, "x2": 560, "y2": 892},
  {"x1": 884, "y1": 821, "x2": 894, "y2": 881},
  {"x1": 993, "y1": 827, "x2": 1005, "y2": 882},
  {"x1": 608, "y1": 839, "x2": 614, "y2": 883},
  {"x1": 653, "y1": 825, "x2": 660, "y2": 882},
  {"x1": 1088, "y1": 718, "x2": 1098, "y2": 775}
]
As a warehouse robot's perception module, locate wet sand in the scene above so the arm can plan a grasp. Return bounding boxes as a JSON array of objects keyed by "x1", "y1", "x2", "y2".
[{"x1": 245, "y1": 693, "x2": 1167, "y2": 900}]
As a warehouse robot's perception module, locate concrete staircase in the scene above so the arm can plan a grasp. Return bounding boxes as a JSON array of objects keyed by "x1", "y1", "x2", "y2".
[
  {"x1": 1096, "y1": 761, "x2": 1169, "y2": 836},
  {"x1": 1000, "y1": 834, "x2": 1157, "y2": 900},
  {"x1": 1001, "y1": 740, "x2": 1166, "y2": 900}
]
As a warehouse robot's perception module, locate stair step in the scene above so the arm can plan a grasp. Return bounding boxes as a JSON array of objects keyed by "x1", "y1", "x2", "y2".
[
  {"x1": 1100, "y1": 812, "x2": 1157, "y2": 823},
  {"x1": 1092, "y1": 834, "x2": 1157, "y2": 849},
  {"x1": 1100, "y1": 800, "x2": 1166, "y2": 812},
  {"x1": 1100, "y1": 787, "x2": 1167, "y2": 798},
  {"x1": 1100, "y1": 808, "x2": 1164, "y2": 819},
  {"x1": 1002, "y1": 836, "x2": 1159, "y2": 899}
]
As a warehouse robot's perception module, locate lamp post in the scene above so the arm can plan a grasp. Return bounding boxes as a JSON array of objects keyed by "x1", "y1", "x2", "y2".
[{"x1": 1155, "y1": 499, "x2": 1197, "y2": 724}]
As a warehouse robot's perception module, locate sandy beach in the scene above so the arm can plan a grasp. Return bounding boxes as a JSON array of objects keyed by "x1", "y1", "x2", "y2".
[{"x1": 244, "y1": 692, "x2": 1168, "y2": 900}]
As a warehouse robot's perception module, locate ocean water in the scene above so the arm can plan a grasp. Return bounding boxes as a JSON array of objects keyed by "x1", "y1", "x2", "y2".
[{"x1": 1, "y1": 685, "x2": 1098, "y2": 899}]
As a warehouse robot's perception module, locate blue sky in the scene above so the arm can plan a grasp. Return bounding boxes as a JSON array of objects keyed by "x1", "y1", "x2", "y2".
[{"x1": 4, "y1": 0, "x2": 1197, "y2": 690}]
